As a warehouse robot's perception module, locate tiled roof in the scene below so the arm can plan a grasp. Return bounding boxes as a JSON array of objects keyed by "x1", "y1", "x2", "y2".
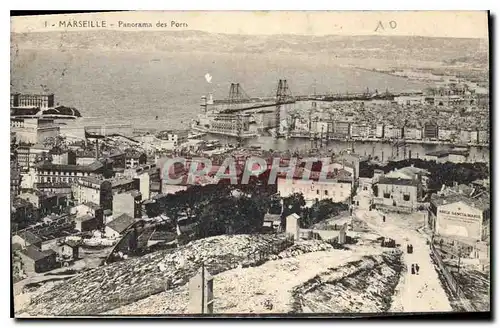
[
  {"x1": 426, "y1": 149, "x2": 469, "y2": 157},
  {"x1": 277, "y1": 167, "x2": 353, "y2": 182},
  {"x1": 377, "y1": 177, "x2": 419, "y2": 187},
  {"x1": 35, "y1": 161, "x2": 103, "y2": 172},
  {"x1": 397, "y1": 166, "x2": 430, "y2": 176},
  {"x1": 431, "y1": 193, "x2": 490, "y2": 211},
  {"x1": 109, "y1": 177, "x2": 135, "y2": 188},
  {"x1": 80, "y1": 176, "x2": 105, "y2": 185},
  {"x1": 106, "y1": 213, "x2": 135, "y2": 234},
  {"x1": 75, "y1": 214, "x2": 94, "y2": 222},
  {"x1": 83, "y1": 202, "x2": 101, "y2": 211},
  {"x1": 18, "y1": 231, "x2": 42, "y2": 245},
  {"x1": 60, "y1": 240, "x2": 80, "y2": 248},
  {"x1": 22, "y1": 245, "x2": 56, "y2": 261}
]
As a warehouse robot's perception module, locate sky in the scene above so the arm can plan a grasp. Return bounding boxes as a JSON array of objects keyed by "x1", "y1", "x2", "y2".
[{"x1": 11, "y1": 11, "x2": 489, "y2": 39}]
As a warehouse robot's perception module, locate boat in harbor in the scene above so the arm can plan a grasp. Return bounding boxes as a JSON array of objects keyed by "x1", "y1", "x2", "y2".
[
  {"x1": 191, "y1": 107, "x2": 258, "y2": 138},
  {"x1": 191, "y1": 115, "x2": 258, "y2": 138}
]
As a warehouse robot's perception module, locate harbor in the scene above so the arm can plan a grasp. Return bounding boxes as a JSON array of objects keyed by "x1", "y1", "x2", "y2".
[{"x1": 10, "y1": 11, "x2": 491, "y2": 318}]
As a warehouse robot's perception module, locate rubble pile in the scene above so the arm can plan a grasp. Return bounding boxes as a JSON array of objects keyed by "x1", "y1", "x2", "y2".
[
  {"x1": 107, "y1": 246, "x2": 384, "y2": 315},
  {"x1": 292, "y1": 251, "x2": 403, "y2": 313},
  {"x1": 21, "y1": 234, "x2": 290, "y2": 316},
  {"x1": 272, "y1": 240, "x2": 334, "y2": 260}
]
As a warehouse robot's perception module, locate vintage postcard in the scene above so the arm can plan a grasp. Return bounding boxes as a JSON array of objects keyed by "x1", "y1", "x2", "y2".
[{"x1": 10, "y1": 11, "x2": 490, "y2": 318}]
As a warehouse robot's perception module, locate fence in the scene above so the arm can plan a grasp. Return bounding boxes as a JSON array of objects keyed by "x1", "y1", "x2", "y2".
[{"x1": 429, "y1": 243, "x2": 476, "y2": 312}]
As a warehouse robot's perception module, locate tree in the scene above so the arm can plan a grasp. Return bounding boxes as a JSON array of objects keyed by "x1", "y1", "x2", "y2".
[
  {"x1": 42, "y1": 135, "x2": 67, "y2": 150},
  {"x1": 360, "y1": 158, "x2": 489, "y2": 195},
  {"x1": 281, "y1": 193, "x2": 306, "y2": 229},
  {"x1": 302, "y1": 199, "x2": 348, "y2": 228},
  {"x1": 154, "y1": 182, "x2": 274, "y2": 240}
]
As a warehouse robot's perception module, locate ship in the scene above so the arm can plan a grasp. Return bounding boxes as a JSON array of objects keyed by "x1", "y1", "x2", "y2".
[
  {"x1": 191, "y1": 93, "x2": 259, "y2": 138},
  {"x1": 191, "y1": 111, "x2": 258, "y2": 138},
  {"x1": 191, "y1": 81, "x2": 295, "y2": 138}
]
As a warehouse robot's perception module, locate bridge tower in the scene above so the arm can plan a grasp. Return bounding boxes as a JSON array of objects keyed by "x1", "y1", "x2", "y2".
[
  {"x1": 275, "y1": 79, "x2": 292, "y2": 139},
  {"x1": 227, "y1": 83, "x2": 249, "y2": 146},
  {"x1": 228, "y1": 83, "x2": 249, "y2": 105}
]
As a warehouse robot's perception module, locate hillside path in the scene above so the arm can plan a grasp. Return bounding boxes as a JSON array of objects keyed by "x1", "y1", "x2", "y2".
[{"x1": 355, "y1": 208, "x2": 453, "y2": 312}]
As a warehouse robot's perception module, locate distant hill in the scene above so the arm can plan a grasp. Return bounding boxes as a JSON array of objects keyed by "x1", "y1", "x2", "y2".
[{"x1": 11, "y1": 30, "x2": 488, "y2": 63}]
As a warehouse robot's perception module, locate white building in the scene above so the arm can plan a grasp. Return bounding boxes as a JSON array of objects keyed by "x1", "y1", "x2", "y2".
[
  {"x1": 425, "y1": 149, "x2": 469, "y2": 164},
  {"x1": 123, "y1": 165, "x2": 155, "y2": 201},
  {"x1": 478, "y1": 130, "x2": 489, "y2": 144},
  {"x1": 438, "y1": 127, "x2": 457, "y2": 141},
  {"x1": 350, "y1": 124, "x2": 370, "y2": 138},
  {"x1": 384, "y1": 125, "x2": 394, "y2": 139},
  {"x1": 11, "y1": 118, "x2": 60, "y2": 145},
  {"x1": 105, "y1": 213, "x2": 136, "y2": 239},
  {"x1": 429, "y1": 195, "x2": 490, "y2": 242},
  {"x1": 384, "y1": 165, "x2": 430, "y2": 190},
  {"x1": 375, "y1": 124, "x2": 384, "y2": 138},
  {"x1": 394, "y1": 95, "x2": 424, "y2": 106},
  {"x1": 277, "y1": 168, "x2": 353, "y2": 206},
  {"x1": 311, "y1": 121, "x2": 329, "y2": 134},
  {"x1": 404, "y1": 126, "x2": 422, "y2": 140}
]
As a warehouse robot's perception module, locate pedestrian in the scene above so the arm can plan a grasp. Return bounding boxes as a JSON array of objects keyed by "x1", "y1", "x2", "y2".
[
  {"x1": 411, "y1": 264, "x2": 415, "y2": 275},
  {"x1": 416, "y1": 263, "x2": 420, "y2": 275}
]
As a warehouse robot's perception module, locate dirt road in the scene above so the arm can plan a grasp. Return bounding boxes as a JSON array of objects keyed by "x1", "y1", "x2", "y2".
[{"x1": 355, "y1": 208, "x2": 453, "y2": 312}]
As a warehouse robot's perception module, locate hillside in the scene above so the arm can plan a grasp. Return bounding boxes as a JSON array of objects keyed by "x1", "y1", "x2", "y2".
[
  {"x1": 17, "y1": 234, "x2": 307, "y2": 316},
  {"x1": 11, "y1": 30, "x2": 488, "y2": 63}
]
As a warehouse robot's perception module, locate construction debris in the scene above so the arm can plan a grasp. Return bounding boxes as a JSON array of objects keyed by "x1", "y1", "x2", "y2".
[{"x1": 106, "y1": 244, "x2": 389, "y2": 315}]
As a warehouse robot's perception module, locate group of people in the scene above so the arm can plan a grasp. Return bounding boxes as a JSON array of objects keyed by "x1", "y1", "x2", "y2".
[
  {"x1": 407, "y1": 243, "x2": 419, "y2": 274},
  {"x1": 411, "y1": 263, "x2": 420, "y2": 275}
]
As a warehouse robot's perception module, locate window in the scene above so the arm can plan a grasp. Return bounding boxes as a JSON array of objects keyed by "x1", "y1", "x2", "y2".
[
  {"x1": 383, "y1": 192, "x2": 390, "y2": 199},
  {"x1": 403, "y1": 194, "x2": 410, "y2": 201},
  {"x1": 324, "y1": 190, "x2": 328, "y2": 196},
  {"x1": 316, "y1": 190, "x2": 320, "y2": 195}
]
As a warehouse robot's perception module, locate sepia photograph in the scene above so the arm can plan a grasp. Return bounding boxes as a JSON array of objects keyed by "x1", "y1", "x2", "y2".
[{"x1": 10, "y1": 10, "x2": 491, "y2": 318}]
